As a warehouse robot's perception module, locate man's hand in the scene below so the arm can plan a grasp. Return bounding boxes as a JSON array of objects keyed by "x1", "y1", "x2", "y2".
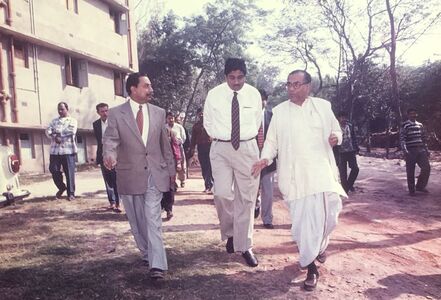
[
  {"x1": 328, "y1": 133, "x2": 338, "y2": 147},
  {"x1": 103, "y1": 156, "x2": 116, "y2": 170},
  {"x1": 54, "y1": 136, "x2": 62, "y2": 144},
  {"x1": 170, "y1": 175, "x2": 176, "y2": 185},
  {"x1": 251, "y1": 159, "x2": 268, "y2": 177}
]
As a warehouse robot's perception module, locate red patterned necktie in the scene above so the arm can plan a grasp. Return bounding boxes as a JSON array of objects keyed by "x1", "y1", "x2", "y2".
[
  {"x1": 231, "y1": 92, "x2": 240, "y2": 150},
  {"x1": 257, "y1": 123, "x2": 264, "y2": 150},
  {"x1": 136, "y1": 105, "x2": 143, "y2": 135}
]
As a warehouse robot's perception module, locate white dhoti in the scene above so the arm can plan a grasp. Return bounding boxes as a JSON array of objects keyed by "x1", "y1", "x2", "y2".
[{"x1": 288, "y1": 192, "x2": 342, "y2": 267}]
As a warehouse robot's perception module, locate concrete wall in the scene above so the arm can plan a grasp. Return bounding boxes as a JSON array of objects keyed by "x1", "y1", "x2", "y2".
[{"x1": 0, "y1": 0, "x2": 138, "y2": 173}]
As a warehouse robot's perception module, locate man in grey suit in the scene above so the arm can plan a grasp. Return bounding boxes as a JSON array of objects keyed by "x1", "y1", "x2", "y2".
[{"x1": 103, "y1": 72, "x2": 176, "y2": 279}]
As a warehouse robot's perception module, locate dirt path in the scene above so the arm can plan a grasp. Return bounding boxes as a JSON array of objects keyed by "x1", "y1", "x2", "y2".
[{"x1": 0, "y1": 156, "x2": 440, "y2": 299}]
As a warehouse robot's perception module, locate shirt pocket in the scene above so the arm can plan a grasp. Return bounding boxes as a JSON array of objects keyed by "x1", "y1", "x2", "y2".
[{"x1": 241, "y1": 106, "x2": 255, "y2": 125}]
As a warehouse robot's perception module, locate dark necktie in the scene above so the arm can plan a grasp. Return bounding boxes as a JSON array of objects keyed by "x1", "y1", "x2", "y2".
[
  {"x1": 231, "y1": 92, "x2": 240, "y2": 150},
  {"x1": 136, "y1": 105, "x2": 143, "y2": 135}
]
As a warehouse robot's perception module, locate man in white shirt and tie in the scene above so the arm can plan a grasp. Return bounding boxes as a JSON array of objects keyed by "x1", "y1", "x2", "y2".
[
  {"x1": 103, "y1": 72, "x2": 176, "y2": 279},
  {"x1": 204, "y1": 58, "x2": 262, "y2": 267}
]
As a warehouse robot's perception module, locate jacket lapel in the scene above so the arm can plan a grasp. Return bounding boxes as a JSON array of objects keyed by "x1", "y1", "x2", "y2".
[{"x1": 121, "y1": 101, "x2": 145, "y2": 146}]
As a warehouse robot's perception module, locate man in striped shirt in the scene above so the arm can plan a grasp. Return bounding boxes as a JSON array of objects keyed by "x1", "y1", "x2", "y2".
[{"x1": 400, "y1": 108, "x2": 431, "y2": 196}]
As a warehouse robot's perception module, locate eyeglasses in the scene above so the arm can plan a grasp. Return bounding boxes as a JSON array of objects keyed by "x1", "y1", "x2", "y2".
[{"x1": 286, "y1": 81, "x2": 309, "y2": 88}]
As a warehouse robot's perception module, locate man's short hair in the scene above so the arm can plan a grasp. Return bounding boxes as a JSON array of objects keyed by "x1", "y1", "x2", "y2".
[
  {"x1": 337, "y1": 111, "x2": 349, "y2": 118},
  {"x1": 125, "y1": 72, "x2": 147, "y2": 95},
  {"x1": 258, "y1": 89, "x2": 268, "y2": 100},
  {"x1": 196, "y1": 107, "x2": 203, "y2": 114},
  {"x1": 224, "y1": 58, "x2": 247, "y2": 76},
  {"x1": 96, "y1": 103, "x2": 108, "y2": 111},
  {"x1": 58, "y1": 101, "x2": 68, "y2": 110},
  {"x1": 288, "y1": 70, "x2": 312, "y2": 84},
  {"x1": 407, "y1": 108, "x2": 417, "y2": 114},
  {"x1": 166, "y1": 111, "x2": 174, "y2": 118}
]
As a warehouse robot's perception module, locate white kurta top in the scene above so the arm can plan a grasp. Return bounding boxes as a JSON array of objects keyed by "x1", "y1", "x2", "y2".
[{"x1": 261, "y1": 97, "x2": 347, "y2": 201}]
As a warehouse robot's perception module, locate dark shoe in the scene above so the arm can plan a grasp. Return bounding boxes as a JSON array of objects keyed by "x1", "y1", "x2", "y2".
[
  {"x1": 242, "y1": 249, "x2": 258, "y2": 267},
  {"x1": 303, "y1": 271, "x2": 319, "y2": 291},
  {"x1": 254, "y1": 207, "x2": 260, "y2": 219},
  {"x1": 226, "y1": 237, "x2": 234, "y2": 254},
  {"x1": 416, "y1": 187, "x2": 429, "y2": 193},
  {"x1": 149, "y1": 268, "x2": 165, "y2": 279},
  {"x1": 67, "y1": 195, "x2": 75, "y2": 201},
  {"x1": 348, "y1": 186, "x2": 355, "y2": 192},
  {"x1": 316, "y1": 251, "x2": 327, "y2": 263},
  {"x1": 113, "y1": 207, "x2": 122, "y2": 213},
  {"x1": 180, "y1": 182, "x2": 185, "y2": 188},
  {"x1": 55, "y1": 187, "x2": 66, "y2": 199},
  {"x1": 409, "y1": 191, "x2": 416, "y2": 196},
  {"x1": 166, "y1": 211, "x2": 173, "y2": 220},
  {"x1": 263, "y1": 223, "x2": 274, "y2": 229}
]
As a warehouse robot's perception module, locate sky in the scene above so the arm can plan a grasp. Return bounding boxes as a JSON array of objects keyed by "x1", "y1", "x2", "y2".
[{"x1": 134, "y1": 0, "x2": 441, "y2": 77}]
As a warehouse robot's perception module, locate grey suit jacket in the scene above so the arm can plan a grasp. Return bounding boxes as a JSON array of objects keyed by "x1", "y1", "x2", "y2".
[{"x1": 103, "y1": 101, "x2": 176, "y2": 194}]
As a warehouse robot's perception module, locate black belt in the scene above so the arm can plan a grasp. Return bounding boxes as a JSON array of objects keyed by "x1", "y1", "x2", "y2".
[{"x1": 213, "y1": 137, "x2": 255, "y2": 142}]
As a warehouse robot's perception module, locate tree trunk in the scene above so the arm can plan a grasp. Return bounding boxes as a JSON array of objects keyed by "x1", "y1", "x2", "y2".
[{"x1": 385, "y1": 0, "x2": 403, "y2": 124}]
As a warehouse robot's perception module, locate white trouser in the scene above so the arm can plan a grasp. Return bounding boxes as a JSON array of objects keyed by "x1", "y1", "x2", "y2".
[{"x1": 288, "y1": 192, "x2": 342, "y2": 267}]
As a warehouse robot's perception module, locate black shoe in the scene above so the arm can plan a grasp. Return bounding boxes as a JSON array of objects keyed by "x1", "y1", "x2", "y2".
[
  {"x1": 316, "y1": 251, "x2": 327, "y2": 263},
  {"x1": 303, "y1": 271, "x2": 319, "y2": 291},
  {"x1": 263, "y1": 223, "x2": 274, "y2": 229},
  {"x1": 348, "y1": 186, "x2": 355, "y2": 192},
  {"x1": 149, "y1": 268, "x2": 165, "y2": 279},
  {"x1": 254, "y1": 207, "x2": 260, "y2": 219},
  {"x1": 166, "y1": 211, "x2": 173, "y2": 220},
  {"x1": 55, "y1": 187, "x2": 66, "y2": 199},
  {"x1": 416, "y1": 187, "x2": 429, "y2": 193},
  {"x1": 67, "y1": 195, "x2": 75, "y2": 201},
  {"x1": 409, "y1": 191, "x2": 416, "y2": 196},
  {"x1": 226, "y1": 237, "x2": 234, "y2": 253},
  {"x1": 242, "y1": 249, "x2": 258, "y2": 267}
]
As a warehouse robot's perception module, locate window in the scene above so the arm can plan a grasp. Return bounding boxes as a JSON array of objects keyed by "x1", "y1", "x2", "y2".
[
  {"x1": 65, "y1": 56, "x2": 88, "y2": 88},
  {"x1": 65, "y1": 55, "x2": 79, "y2": 87},
  {"x1": 14, "y1": 41, "x2": 29, "y2": 69},
  {"x1": 114, "y1": 71, "x2": 125, "y2": 96},
  {"x1": 66, "y1": 0, "x2": 79, "y2": 14},
  {"x1": 19, "y1": 133, "x2": 35, "y2": 159},
  {"x1": 109, "y1": 9, "x2": 121, "y2": 34}
]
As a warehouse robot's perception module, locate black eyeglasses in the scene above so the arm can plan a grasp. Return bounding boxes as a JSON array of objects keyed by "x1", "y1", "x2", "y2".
[{"x1": 286, "y1": 81, "x2": 310, "y2": 88}]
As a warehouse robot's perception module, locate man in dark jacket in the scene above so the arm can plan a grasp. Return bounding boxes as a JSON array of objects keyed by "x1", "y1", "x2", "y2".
[
  {"x1": 93, "y1": 103, "x2": 120, "y2": 212},
  {"x1": 335, "y1": 111, "x2": 359, "y2": 193}
]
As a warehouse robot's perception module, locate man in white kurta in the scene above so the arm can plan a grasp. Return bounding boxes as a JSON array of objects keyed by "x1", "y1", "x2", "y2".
[{"x1": 252, "y1": 70, "x2": 346, "y2": 291}]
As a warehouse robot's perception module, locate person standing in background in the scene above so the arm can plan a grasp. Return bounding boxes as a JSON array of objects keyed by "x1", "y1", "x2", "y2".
[
  {"x1": 400, "y1": 108, "x2": 431, "y2": 196},
  {"x1": 255, "y1": 89, "x2": 277, "y2": 229},
  {"x1": 189, "y1": 107, "x2": 214, "y2": 194},
  {"x1": 46, "y1": 102, "x2": 78, "y2": 201},
  {"x1": 93, "y1": 103, "x2": 120, "y2": 212},
  {"x1": 335, "y1": 111, "x2": 359, "y2": 193}
]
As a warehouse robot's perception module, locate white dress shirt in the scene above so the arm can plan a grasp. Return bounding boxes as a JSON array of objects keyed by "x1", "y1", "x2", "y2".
[
  {"x1": 167, "y1": 123, "x2": 186, "y2": 145},
  {"x1": 129, "y1": 99, "x2": 149, "y2": 145},
  {"x1": 101, "y1": 119, "x2": 108, "y2": 144},
  {"x1": 204, "y1": 82, "x2": 262, "y2": 140}
]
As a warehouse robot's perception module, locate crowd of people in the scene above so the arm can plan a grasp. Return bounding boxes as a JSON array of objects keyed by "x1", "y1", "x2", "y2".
[{"x1": 44, "y1": 58, "x2": 432, "y2": 290}]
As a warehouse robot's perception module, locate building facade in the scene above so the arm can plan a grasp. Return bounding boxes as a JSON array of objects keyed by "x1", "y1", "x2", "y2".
[{"x1": 0, "y1": 0, "x2": 138, "y2": 173}]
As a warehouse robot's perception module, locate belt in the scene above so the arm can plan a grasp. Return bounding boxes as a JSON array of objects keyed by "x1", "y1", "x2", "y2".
[{"x1": 213, "y1": 137, "x2": 255, "y2": 142}]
